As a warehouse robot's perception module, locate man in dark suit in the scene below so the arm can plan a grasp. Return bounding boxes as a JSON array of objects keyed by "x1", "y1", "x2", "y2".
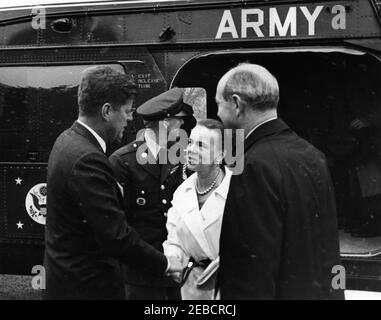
[
  {"x1": 215, "y1": 63, "x2": 344, "y2": 299},
  {"x1": 109, "y1": 88, "x2": 194, "y2": 299},
  {"x1": 44, "y1": 66, "x2": 182, "y2": 300}
]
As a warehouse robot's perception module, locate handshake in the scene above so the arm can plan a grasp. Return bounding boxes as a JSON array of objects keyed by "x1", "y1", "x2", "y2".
[{"x1": 165, "y1": 255, "x2": 186, "y2": 284}]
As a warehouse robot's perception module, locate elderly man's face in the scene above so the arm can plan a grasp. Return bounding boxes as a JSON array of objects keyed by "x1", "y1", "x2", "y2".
[{"x1": 215, "y1": 81, "x2": 237, "y2": 129}]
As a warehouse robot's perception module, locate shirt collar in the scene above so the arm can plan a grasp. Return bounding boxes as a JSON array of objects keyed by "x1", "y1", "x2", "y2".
[
  {"x1": 245, "y1": 116, "x2": 278, "y2": 140},
  {"x1": 77, "y1": 120, "x2": 106, "y2": 153},
  {"x1": 144, "y1": 129, "x2": 163, "y2": 159}
]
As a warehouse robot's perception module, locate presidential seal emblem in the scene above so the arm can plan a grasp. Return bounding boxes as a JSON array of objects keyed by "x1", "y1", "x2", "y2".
[{"x1": 25, "y1": 183, "x2": 47, "y2": 225}]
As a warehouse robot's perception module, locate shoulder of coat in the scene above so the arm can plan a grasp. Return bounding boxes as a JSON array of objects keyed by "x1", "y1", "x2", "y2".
[{"x1": 115, "y1": 140, "x2": 145, "y2": 157}]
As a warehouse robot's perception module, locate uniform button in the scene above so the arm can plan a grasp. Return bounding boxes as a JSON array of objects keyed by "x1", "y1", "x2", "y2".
[
  {"x1": 164, "y1": 212, "x2": 168, "y2": 217},
  {"x1": 141, "y1": 190, "x2": 145, "y2": 194},
  {"x1": 162, "y1": 199, "x2": 167, "y2": 204},
  {"x1": 161, "y1": 185, "x2": 165, "y2": 190}
]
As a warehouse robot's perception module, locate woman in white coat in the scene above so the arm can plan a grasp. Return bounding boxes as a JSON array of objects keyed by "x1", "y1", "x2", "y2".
[{"x1": 163, "y1": 119, "x2": 232, "y2": 300}]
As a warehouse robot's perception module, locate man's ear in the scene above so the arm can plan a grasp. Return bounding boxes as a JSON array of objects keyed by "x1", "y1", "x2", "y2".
[
  {"x1": 232, "y1": 94, "x2": 243, "y2": 117},
  {"x1": 101, "y1": 103, "x2": 112, "y2": 120}
]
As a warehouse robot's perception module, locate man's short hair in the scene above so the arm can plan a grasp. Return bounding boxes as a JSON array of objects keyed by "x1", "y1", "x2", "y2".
[
  {"x1": 78, "y1": 66, "x2": 137, "y2": 116},
  {"x1": 196, "y1": 118, "x2": 225, "y2": 147},
  {"x1": 222, "y1": 63, "x2": 279, "y2": 111}
]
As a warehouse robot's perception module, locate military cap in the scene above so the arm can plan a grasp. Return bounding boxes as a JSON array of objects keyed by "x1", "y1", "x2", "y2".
[{"x1": 136, "y1": 88, "x2": 189, "y2": 121}]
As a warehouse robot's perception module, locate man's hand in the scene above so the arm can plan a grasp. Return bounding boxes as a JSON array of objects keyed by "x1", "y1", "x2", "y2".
[
  {"x1": 169, "y1": 272, "x2": 182, "y2": 283},
  {"x1": 165, "y1": 255, "x2": 183, "y2": 274}
]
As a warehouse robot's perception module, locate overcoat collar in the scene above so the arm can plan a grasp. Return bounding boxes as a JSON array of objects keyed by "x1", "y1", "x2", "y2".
[{"x1": 244, "y1": 118, "x2": 291, "y2": 154}]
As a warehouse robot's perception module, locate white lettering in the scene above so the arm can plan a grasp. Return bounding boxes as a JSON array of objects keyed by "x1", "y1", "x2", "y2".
[
  {"x1": 216, "y1": 10, "x2": 239, "y2": 39},
  {"x1": 332, "y1": 5, "x2": 346, "y2": 30},
  {"x1": 242, "y1": 9, "x2": 264, "y2": 38},
  {"x1": 31, "y1": 265, "x2": 46, "y2": 290},
  {"x1": 269, "y1": 7, "x2": 297, "y2": 37},
  {"x1": 300, "y1": 6, "x2": 324, "y2": 36},
  {"x1": 31, "y1": 7, "x2": 46, "y2": 30},
  {"x1": 331, "y1": 265, "x2": 346, "y2": 290},
  {"x1": 144, "y1": 305, "x2": 178, "y2": 317}
]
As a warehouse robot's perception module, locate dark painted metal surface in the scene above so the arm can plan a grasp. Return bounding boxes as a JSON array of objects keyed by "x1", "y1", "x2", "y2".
[
  {"x1": 0, "y1": 0, "x2": 380, "y2": 294},
  {"x1": 342, "y1": 257, "x2": 381, "y2": 292},
  {"x1": 0, "y1": 0, "x2": 379, "y2": 48}
]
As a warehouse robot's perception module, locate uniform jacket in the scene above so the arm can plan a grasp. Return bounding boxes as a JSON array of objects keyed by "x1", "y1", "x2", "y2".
[
  {"x1": 164, "y1": 169, "x2": 232, "y2": 299},
  {"x1": 44, "y1": 121, "x2": 167, "y2": 300},
  {"x1": 109, "y1": 138, "x2": 186, "y2": 287},
  {"x1": 218, "y1": 118, "x2": 344, "y2": 300}
]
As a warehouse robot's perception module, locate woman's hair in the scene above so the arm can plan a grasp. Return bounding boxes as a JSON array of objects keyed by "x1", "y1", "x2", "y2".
[{"x1": 196, "y1": 118, "x2": 225, "y2": 150}]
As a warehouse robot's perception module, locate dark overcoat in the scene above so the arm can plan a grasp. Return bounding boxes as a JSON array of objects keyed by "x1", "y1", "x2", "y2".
[
  {"x1": 218, "y1": 118, "x2": 344, "y2": 300},
  {"x1": 44, "y1": 122, "x2": 167, "y2": 300}
]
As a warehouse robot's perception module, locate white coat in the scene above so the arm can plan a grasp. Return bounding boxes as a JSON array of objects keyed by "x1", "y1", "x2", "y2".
[{"x1": 163, "y1": 168, "x2": 232, "y2": 300}]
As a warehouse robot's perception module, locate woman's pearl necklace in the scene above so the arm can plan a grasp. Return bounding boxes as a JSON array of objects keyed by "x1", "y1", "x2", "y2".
[{"x1": 195, "y1": 168, "x2": 221, "y2": 195}]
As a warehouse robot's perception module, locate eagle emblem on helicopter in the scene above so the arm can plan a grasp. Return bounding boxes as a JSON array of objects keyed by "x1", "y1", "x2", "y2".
[{"x1": 25, "y1": 183, "x2": 47, "y2": 225}]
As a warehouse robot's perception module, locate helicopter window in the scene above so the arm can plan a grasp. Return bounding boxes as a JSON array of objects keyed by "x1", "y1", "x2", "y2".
[
  {"x1": 173, "y1": 48, "x2": 381, "y2": 256},
  {"x1": 0, "y1": 64, "x2": 125, "y2": 162}
]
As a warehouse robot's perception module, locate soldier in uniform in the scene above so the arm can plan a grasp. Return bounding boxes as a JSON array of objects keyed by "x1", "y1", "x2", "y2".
[{"x1": 109, "y1": 88, "x2": 195, "y2": 299}]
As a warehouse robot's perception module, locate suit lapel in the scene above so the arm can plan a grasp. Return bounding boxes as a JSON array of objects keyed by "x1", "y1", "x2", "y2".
[
  {"x1": 172, "y1": 177, "x2": 214, "y2": 259},
  {"x1": 181, "y1": 190, "x2": 213, "y2": 259},
  {"x1": 201, "y1": 194, "x2": 223, "y2": 230},
  {"x1": 71, "y1": 121, "x2": 104, "y2": 154}
]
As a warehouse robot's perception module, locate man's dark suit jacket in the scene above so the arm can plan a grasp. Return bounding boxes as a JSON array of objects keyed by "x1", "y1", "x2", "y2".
[
  {"x1": 219, "y1": 118, "x2": 344, "y2": 300},
  {"x1": 44, "y1": 121, "x2": 167, "y2": 300}
]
